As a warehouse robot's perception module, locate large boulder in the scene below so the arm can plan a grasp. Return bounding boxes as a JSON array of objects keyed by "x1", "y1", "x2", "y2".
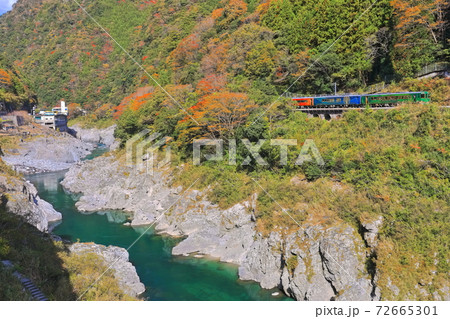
[
  {"x1": 0, "y1": 176, "x2": 62, "y2": 232},
  {"x1": 69, "y1": 243, "x2": 145, "y2": 297}
]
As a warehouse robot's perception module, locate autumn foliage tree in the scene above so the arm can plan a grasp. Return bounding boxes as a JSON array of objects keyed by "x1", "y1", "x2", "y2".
[
  {"x1": 0, "y1": 69, "x2": 12, "y2": 88},
  {"x1": 0, "y1": 60, "x2": 35, "y2": 111},
  {"x1": 184, "y1": 91, "x2": 257, "y2": 139},
  {"x1": 391, "y1": 0, "x2": 449, "y2": 74},
  {"x1": 391, "y1": 0, "x2": 448, "y2": 45},
  {"x1": 94, "y1": 103, "x2": 114, "y2": 120},
  {"x1": 66, "y1": 102, "x2": 82, "y2": 118},
  {"x1": 217, "y1": 0, "x2": 248, "y2": 27},
  {"x1": 168, "y1": 34, "x2": 201, "y2": 70},
  {"x1": 196, "y1": 74, "x2": 227, "y2": 94},
  {"x1": 113, "y1": 86, "x2": 154, "y2": 119}
]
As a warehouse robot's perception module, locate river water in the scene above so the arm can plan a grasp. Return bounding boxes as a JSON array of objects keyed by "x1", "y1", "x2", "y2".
[{"x1": 26, "y1": 147, "x2": 290, "y2": 301}]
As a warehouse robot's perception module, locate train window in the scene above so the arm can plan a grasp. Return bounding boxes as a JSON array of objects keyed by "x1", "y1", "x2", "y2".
[{"x1": 421, "y1": 93, "x2": 426, "y2": 98}]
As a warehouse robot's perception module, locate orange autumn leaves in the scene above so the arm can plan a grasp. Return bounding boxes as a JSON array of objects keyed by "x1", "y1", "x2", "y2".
[
  {"x1": 115, "y1": 83, "x2": 257, "y2": 140},
  {"x1": 0, "y1": 69, "x2": 13, "y2": 88},
  {"x1": 168, "y1": 34, "x2": 201, "y2": 69},
  {"x1": 209, "y1": 0, "x2": 248, "y2": 25},
  {"x1": 166, "y1": 0, "x2": 250, "y2": 78},
  {"x1": 112, "y1": 0, "x2": 262, "y2": 137},
  {"x1": 113, "y1": 86, "x2": 155, "y2": 119},
  {"x1": 183, "y1": 91, "x2": 257, "y2": 138},
  {"x1": 391, "y1": 0, "x2": 448, "y2": 45},
  {"x1": 196, "y1": 74, "x2": 226, "y2": 94}
]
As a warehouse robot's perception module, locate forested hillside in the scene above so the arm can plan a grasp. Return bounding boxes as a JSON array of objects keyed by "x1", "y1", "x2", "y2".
[
  {"x1": 0, "y1": 0, "x2": 448, "y2": 111},
  {"x1": 0, "y1": 54, "x2": 36, "y2": 111}
]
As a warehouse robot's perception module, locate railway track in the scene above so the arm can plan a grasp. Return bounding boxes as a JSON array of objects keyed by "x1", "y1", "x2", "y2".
[{"x1": 296, "y1": 105, "x2": 450, "y2": 112}]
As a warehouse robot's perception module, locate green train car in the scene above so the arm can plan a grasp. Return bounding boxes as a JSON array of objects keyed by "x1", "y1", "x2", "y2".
[{"x1": 362, "y1": 92, "x2": 430, "y2": 105}]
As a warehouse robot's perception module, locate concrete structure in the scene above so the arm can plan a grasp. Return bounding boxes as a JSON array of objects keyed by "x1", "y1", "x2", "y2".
[
  {"x1": 54, "y1": 113, "x2": 68, "y2": 132},
  {"x1": 0, "y1": 115, "x2": 24, "y2": 126},
  {"x1": 34, "y1": 112, "x2": 56, "y2": 128},
  {"x1": 33, "y1": 100, "x2": 68, "y2": 131},
  {"x1": 415, "y1": 62, "x2": 449, "y2": 79},
  {"x1": 0, "y1": 114, "x2": 25, "y2": 131},
  {"x1": 0, "y1": 120, "x2": 16, "y2": 131}
]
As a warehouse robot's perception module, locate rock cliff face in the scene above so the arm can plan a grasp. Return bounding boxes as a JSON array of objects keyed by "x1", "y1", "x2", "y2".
[
  {"x1": 69, "y1": 243, "x2": 145, "y2": 298},
  {"x1": 0, "y1": 174, "x2": 61, "y2": 232},
  {"x1": 62, "y1": 155, "x2": 378, "y2": 301},
  {"x1": 70, "y1": 124, "x2": 118, "y2": 150}
]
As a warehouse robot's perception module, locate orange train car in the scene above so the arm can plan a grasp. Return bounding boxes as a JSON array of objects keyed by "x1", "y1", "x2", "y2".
[{"x1": 292, "y1": 97, "x2": 313, "y2": 107}]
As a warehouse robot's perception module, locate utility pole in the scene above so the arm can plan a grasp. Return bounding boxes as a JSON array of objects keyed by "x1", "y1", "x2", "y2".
[{"x1": 333, "y1": 82, "x2": 337, "y2": 95}]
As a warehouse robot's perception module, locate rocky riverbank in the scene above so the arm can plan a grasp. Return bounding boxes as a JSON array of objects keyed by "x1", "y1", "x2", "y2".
[
  {"x1": 0, "y1": 172, "x2": 61, "y2": 232},
  {"x1": 69, "y1": 243, "x2": 145, "y2": 297},
  {"x1": 2, "y1": 134, "x2": 95, "y2": 174},
  {"x1": 0, "y1": 125, "x2": 145, "y2": 299},
  {"x1": 1, "y1": 123, "x2": 118, "y2": 174},
  {"x1": 62, "y1": 155, "x2": 380, "y2": 301},
  {"x1": 0, "y1": 125, "x2": 118, "y2": 227}
]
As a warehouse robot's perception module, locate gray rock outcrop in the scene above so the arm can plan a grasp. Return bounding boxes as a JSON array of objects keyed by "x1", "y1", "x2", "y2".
[
  {"x1": 70, "y1": 124, "x2": 118, "y2": 150},
  {"x1": 239, "y1": 232, "x2": 284, "y2": 289},
  {"x1": 361, "y1": 216, "x2": 383, "y2": 249},
  {"x1": 0, "y1": 175, "x2": 62, "y2": 232},
  {"x1": 69, "y1": 243, "x2": 145, "y2": 297},
  {"x1": 240, "y1": 225, "x2": 373, "y2": 301}
]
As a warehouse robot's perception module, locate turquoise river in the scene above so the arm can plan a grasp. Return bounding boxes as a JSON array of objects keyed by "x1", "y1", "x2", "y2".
[{"x1": 27, "y1": 147, "x2": 291, "y2": 301}]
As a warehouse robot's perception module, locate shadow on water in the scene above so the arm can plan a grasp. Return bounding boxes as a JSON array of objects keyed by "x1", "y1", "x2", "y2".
[{"x1": 27, "y1": 168, "x2": 292, "y2": 301}]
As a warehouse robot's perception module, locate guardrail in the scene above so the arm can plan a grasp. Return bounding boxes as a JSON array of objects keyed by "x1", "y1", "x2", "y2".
[
  {"x1": 287, "y1": 92, "x2": 358, "y2": 98},
  {"x1": 365, "y1": 82, "x2": 386, "y2": 94},
  {"x1": 415, "y1": 62, "x2": 449, "y2": 78},
  {"x1": 288, "y1": 62, "x2": 448, "y2": 97}
]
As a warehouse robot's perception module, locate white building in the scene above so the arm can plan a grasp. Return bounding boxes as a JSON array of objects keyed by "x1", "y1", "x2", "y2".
[
  {"x1": 51, "y1": 100, "x2": 68, "y2": 115},
  {"x1": 34, "y1": 101, "x2": 68, "y2": 131}
]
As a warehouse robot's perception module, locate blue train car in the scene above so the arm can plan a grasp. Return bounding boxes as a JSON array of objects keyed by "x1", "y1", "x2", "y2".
[
  {"x1": 313, "y1": 95, "x2": 361, "y2": 107},
  {"x1": 346, "y1": 95, "x2": 362, "y2": 105}
]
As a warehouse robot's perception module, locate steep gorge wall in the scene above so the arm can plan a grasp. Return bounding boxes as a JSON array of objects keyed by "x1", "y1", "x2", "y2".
[{"x1": 62, "y1": 155, "x2": 379, "y2": 301}]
